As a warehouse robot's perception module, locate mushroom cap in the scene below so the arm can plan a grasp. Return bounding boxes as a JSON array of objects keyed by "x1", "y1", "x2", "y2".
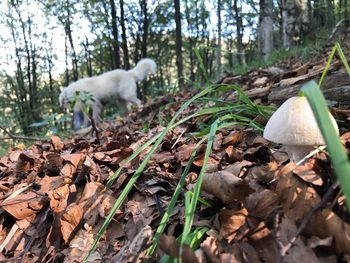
[{"x1": 263, "y1": 96, "x2": 339, "y2": 146}]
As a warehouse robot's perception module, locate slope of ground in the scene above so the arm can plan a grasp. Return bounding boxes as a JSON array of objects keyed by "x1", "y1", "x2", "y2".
[{"x1": 1, "y1": 49, "x2": 350, "y2": 262}]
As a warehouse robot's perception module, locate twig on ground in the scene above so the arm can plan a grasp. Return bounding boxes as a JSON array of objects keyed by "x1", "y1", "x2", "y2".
[
  {"x1": 0, "y1": 125, "x2": 44, "y2": 142},
  {"x1": 276, "y1": 181, "x2": 340, "y2": 262},
  {"x1": 89, "y1": 112, "x2": 100, "y2": 144}
]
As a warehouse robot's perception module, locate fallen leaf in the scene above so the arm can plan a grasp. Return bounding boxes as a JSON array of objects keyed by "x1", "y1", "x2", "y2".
[
  {"x1": 158, "y1": 234, "x2": 198, "y2": 263},
  {"x1": 202, "y1": 162, "x2": 254, "y2": 207},
  {"x1": 278, "y1": 218, "x2": 319, "y2": 263},
  {"x1": 222, "y1": 131, "x2": 242, "y2": 145},
  {"x1": 151, "y1": 151, "x2": 174, "y2": 163},
  {"x1": 61, "y1": 203, "x2": 84, "y2": 243},
  {"x1": 51, "y1": 136, "x2": 64, "y2": 151},
  {"x1": 218, "y1": 208, "x2": 248, "y2": 242},
  {"x1": 1, "y1": 191, "x2": 46, "y2": 220},
  {"x1": 293, "y1": 162, "x2": 323, "y2": 186},
  {"x1": 174, "y1": 144, "x2": 196, "y2": 161}
]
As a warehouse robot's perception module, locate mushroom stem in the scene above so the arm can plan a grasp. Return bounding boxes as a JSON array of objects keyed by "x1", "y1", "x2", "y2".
[{"x1": 283, "y1": 145, "x2": 315, "y2": 164}]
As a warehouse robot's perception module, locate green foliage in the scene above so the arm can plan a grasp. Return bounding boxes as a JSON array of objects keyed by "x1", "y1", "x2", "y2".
[
  {"x1": 29, "y1": 112, "x2": 71, "y2": 136},
  {"x1": 70, "y1": 91, "x2": 96, "y2": 116}
]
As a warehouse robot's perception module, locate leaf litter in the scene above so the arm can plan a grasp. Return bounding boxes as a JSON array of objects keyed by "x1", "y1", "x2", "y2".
[{"x1": 1, "y1": 53, "x2": 350, "y2": 262}]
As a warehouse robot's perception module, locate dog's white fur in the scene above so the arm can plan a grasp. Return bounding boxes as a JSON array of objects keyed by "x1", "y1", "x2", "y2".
[{"x1": 59, "y1": 58, "x2": 157, "y2": 128}]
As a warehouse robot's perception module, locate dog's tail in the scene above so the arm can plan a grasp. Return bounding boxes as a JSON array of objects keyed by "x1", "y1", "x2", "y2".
[{"x1": 128, "y1": 58, "x2": 157, "y2": 81}]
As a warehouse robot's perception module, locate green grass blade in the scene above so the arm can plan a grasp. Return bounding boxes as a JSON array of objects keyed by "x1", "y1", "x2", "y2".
[
  {"x1": 318, "y1": 45, "x2": 337, "y2": 87},
  {"x1": 146, "y1": 137, "x2": 206, "y2": 257},
  {"x1": 84, "y1": 85, "x2": 217, "y2": 261},
  {"x1": 181, "y1": 118, "x2": 219, "y2": 246},
  {"x1": 336, "y1": 42, "x2": 350, "y2": 77},
  {"x1": 194, "y1": 47, "x2": 210, "y2": 83},
  {"x1": 301, "y1": 81, "x2": 350, "y2": 209}
]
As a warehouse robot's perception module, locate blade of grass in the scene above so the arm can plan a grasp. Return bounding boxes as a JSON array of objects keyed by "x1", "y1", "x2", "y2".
[
  {"x1": 146, "y1": 137, "x2": 206, "y2": 257},
  {"x1": 335, "y1": 42, "x2": 350, "y2": 77},
  {"x1": 301, "y1": 81, "x2": 350, "y2": 209},
  {"x1": 319, "y1": 42, "x2": 350, "y2": 87},
  {"x1": 318, "y1": 44, "x2": 337, "y2": 87},
  {"x1": 181, "y1": 118, "x2": 219, "y2": 247},
  {"x1": 85, "y1": 85, "x2": 217, "y2": 261},
  {"x1": 106, "y1": 92, "x2": 228, "y2": 187},
  {"x1": 194, "y1": 47, "x2": 210, "y2": 83}
]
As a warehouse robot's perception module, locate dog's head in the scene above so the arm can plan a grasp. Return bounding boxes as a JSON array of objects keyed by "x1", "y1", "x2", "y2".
[{"x1": 146, "y1": 59, "x2": 157, "y2": 75}]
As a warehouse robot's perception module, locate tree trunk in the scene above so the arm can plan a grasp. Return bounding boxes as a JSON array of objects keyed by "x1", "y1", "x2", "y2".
[
  {"x1": 65, "y1": 0, "x2": 78, "y2": 81},
  {"x1": 64, "y1": 36, "x2": 69, "y2": 87},
  {"x1": 109, "y1": 0, "x2": 121, "y2": 69},
  {"x1": 174, "y1": 0, "x2": 185, "y2": 91},
  {"x1": 140, "y1": 0, "x2": 148, "y2": 58},
  {"x1": 233, "y1": 0, "x2": 246, "y2": 65},
  {"x1": 259, "y1": 0, "x2": 274, "y2": 58},
  {"x1": 282, "y1": 0, "x2": 310, "y2": 47},
  {"x1": 185, "y1": 0, "x2": 196, "y2": 82},
  {"x1": 120, "y1": 0, "x2": 130, "y2": 69},
  {"x1": 83, "y1": 37, "x2": 93, "y2": 77},
  {"x1": 45, "y1": 42, "x2": 55, "y2": 109},
  {"x1": 216, "y1": 0, "x2": 222, "y2": 79}
]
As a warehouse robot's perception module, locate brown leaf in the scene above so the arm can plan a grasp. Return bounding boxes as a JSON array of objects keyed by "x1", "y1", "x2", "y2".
[
  {"x1": 111, "y1": 225, "x2": 152, "y2": 263},
  {"x1": 202, "y1": 162, "x2": 254, "y2": 207},
  {"x1": 193, "y1": 155, "x2": 219, "y2": 168},
  {"x1": 62, "y1": 153, "x2": 84, "y2": 168},
  {"x1": 60, "y1": 163, "x2": 76, "y2": 178},
  {"x1": 307, "y1": 209, "x2": 350, "y2": 254},
  {"x1": 48, "y1": 184, "x2": 70, "y2": 213},
  {"x1": 158, "y1": 235, "x2": 198, "y2": 263},
  {"x1": 61, "y1": 204, "x2": 84, "y2": 243},
  {"x1": 222, "y1": 131, "x2": 242, "y2": 145},
  {"x1": 276, "y1": 167, "x2": 320, "y2": 221},
  {"x1": 1, "y1": 191, "x2": 46, "y2": 220},
  {"x1": 93, "y1": 152, "x2": 112, "y2": 162},
  {"x1": 151, "y1": 151, "x2": 174, "y2": 163},
  {"x1": 293, "y1": 162, "x2": 323, "y2": 186},
  {"x1": 63, "y1": 227, "x2": 104, "y2": 262},
  {"x1": 245, "y1": 189, "x2": 278, "y2": 220},
  {"x1": 225, "y1": 145, "x2": 244, "y2": 162},
  {"x1": 51, "y1": 136, "x2": 64, "y2": 151},
  {"x1": 213, "y1": 132, "x2": 223, "y2": 150},
  {"x1": 14, "y1": 153, "x2": 35, "y2": 175},
  {"x1": 174, "y1": 144, "x2": 196, "y2": 161},
  {"x1": 218, "y1": 208, "x2": 248, "y2": 242},
  {"x1": 278, "y1": 218, "x2": 319, "y2": 263}
]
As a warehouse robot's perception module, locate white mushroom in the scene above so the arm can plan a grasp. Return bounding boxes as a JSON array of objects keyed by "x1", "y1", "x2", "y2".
[{"x1": 263, "y1": 96, "x2": 339, "y2": 164}]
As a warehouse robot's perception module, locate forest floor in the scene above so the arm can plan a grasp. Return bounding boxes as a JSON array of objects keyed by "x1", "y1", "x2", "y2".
[{"x1": 1, "y1": 47, "x2": 350, "y2": 263}]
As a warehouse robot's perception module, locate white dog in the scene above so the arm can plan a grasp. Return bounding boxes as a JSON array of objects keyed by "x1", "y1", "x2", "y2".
[{"x1": 59, "y1": 58, "x2": 157, "y2": 129}]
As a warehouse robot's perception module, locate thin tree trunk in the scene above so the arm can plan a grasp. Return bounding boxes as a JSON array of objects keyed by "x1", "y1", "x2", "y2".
[
  {"x1": 109, "y1": 0, "x2": 121, "y2": 69},
  {"x1": 65, "y1": 0, "x2": 78, "y2": 81},
  {"x1": 140, "y1": 0, "x2": 148, "y2": 58},
  {"x1": 259, "y1": 0, "x2": 274, "y2": 59},
  {"x1": 83, "y1": 37, "x2": 93, "y2": 77},
  {"x1": 64, "y1": 36, "x2": 69, "y2": 86},
  {"x1": 185, "y1": 0, "x2": 195, "y2": 82},
  {"x1": 217, "y1": 0, "x2": 222, "y2": 78},
  {"x1": 233, "y1": 0, "x2": 246, "y2": 65},
  {"x1": 174, "y1": 0, "x2": 185, "y2": 91},
  {"x1": 120, "y1": 0, "x2": 130, "y2": 69},
  {"x1": 45, "y1": 44, "x2": 55, "y2": 108}
]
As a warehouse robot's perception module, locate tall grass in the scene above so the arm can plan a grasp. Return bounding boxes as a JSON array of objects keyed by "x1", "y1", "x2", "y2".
[{"x1": 300, "y1": 43, "x2": 350, "y2": 209}]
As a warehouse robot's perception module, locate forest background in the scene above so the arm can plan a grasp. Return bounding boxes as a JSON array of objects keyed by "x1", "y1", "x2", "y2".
[{"x1": 0, "y1": 0, "x2": 347, "y2": 137}]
